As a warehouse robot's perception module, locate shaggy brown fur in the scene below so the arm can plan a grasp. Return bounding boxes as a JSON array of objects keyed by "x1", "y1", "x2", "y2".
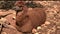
[{"x1": 16, "y1": 7, "x2": 46, "y2": 33}]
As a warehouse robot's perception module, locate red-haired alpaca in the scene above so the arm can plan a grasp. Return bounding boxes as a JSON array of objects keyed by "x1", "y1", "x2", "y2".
[
  {"x1": 16, "y1": 1, "x2": 46, "y2": 33},
  {"x1": 16, "y1": 7, "x2": 46, "y2": 33}
]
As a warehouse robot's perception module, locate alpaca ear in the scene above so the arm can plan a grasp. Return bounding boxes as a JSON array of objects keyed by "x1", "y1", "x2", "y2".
[{"x1": 23, "y1": 6, "x2": 28, "y2": 12}]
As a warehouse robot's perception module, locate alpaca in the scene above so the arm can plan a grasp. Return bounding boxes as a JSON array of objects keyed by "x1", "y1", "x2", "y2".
[{"x1": 16, "y1": 7, "x2": 46, "y2": 33}]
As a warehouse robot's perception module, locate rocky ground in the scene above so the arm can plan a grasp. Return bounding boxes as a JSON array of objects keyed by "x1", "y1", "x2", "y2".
[
  {"x1": 0, "y1": 1, "x2": 60, "y2": 34},
  {"x1": 33, "y1": 1, "x2": 60, "y2": 34}
]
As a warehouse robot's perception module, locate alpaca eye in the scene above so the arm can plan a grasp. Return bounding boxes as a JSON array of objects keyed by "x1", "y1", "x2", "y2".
[
  {"x1": 12, "y1": 18, "x2": 15, "y2": 20},
  {"x1": 12, "y1": 17, "x2": 16, "y2": 20}
]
